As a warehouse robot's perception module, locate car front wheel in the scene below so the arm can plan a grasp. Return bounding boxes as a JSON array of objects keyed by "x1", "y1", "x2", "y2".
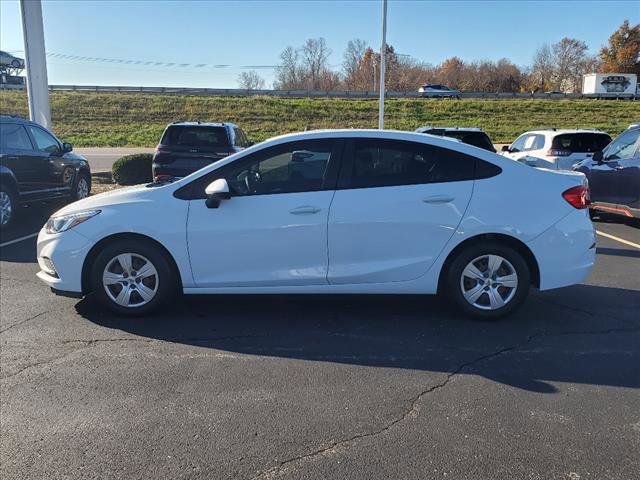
[
  {"x1": 72, "y1": 173, "x2": 90, "y2": 200},
  {"x1": 91, "y1": 239, "x2": 176, "y2": 315},
  {"x1": 444, "y1": 243, "x2": 530, "y2": 319}
]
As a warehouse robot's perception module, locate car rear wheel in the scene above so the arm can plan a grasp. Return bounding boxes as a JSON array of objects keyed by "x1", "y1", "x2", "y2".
[
  {"x1": 0, "y1": 185, "x2": 18, "y2": 228},
  {"x1": 444, "y1": 242, "x2": 530, "y2": 319},
  {"x1": 91, "y1": 240, "x2": 176, "y2": 316}
]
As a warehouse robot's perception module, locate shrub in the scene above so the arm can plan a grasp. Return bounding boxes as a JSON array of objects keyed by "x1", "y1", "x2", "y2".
[{"x1": 112, "y1": 153, "x2": 153, "y2": 185}]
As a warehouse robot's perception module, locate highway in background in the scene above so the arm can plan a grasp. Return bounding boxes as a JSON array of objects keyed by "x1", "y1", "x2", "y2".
[{"x1": 76, "y1": 147, "x2": 155, "y2": 172}]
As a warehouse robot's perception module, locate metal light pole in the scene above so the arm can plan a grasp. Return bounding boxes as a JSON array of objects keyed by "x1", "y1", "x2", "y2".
[
  {"x1": 20, "y1": 0, "x2": 51, "y2": 128},
  {"x1": 378, "y1": 0, "x2": 387, "y2": 130}
]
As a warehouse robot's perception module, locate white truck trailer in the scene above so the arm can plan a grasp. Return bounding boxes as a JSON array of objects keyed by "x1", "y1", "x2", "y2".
[{"x1": 582, "y1": 73, "x2": 637, "y2": 97}]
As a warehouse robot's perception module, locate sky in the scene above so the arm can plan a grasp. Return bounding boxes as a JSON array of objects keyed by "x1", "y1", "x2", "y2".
[{"x1": 1, "y1": 0, "x2": 637, "y2": 88}]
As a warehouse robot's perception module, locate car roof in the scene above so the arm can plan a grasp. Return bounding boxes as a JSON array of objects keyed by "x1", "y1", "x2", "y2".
[
  {"x1": 0, "y1": 115, "x2": 40, "y2": 127},
  {"x1": 522, "y1": 128, "x2": 609, "y2": 136},
  {"x1": 167, "y1": 121, "x2": 235, "y2": 128},
  {"x1": 416, "y1": 126, "x2": 484, "y2": 133}
]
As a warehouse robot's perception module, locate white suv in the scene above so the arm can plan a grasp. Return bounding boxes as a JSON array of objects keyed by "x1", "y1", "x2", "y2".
[{"x1": 501, "y1": 129, "x2": 611, "y2": 170}]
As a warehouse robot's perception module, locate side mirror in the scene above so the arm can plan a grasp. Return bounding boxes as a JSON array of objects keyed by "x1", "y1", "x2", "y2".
[
  {"x1": 204, "y1": 178, "x2": 230, "y2": 208},
  {"x1": 501, "y1": 145, "x2": 510, "y2": 152},
  {"x1": 62, "y1": 142, "x2": 73, "y2": 153},
  {"x1": 592, "y1": 151, "x2": 604, "y2": 163}
]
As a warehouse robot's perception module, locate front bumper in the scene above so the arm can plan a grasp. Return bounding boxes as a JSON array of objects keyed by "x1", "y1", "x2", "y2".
[
  {"x1": 527, "y1": 209, "x2": 596, "y2": 290},
  {"x1": 36, "y1": 227, "x2": 93, "y2": 294}
]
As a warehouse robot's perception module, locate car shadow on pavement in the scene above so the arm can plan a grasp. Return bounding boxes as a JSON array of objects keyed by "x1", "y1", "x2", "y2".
[{"x1": 75, "y1": 283, "x2": 640, "y2": 395}]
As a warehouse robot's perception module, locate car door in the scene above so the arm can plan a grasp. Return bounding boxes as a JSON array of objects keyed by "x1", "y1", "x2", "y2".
[
  {"x1": 591, "y1": 128, "x2": 640, "y2": 205},
  {"x1": 0, "y1": 122, "x2": 40, "y2": 193},
  {"x1": 186, "y1": 139, "x2": 341, "y2": 287},
  {"x1": 327, "y1": 138, "x2": 475, "y2": 284},
  {"x1": 25, "y1": 124, "x2": 70, "y2": 192},
  {"x1": 505, "y1": 134, "x2": 545, "y2": 164},
  {"x1": 609, "y1": 129, "x2": 640, "y2": 210}
]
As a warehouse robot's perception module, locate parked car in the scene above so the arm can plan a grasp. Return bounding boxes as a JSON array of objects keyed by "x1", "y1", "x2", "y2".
[
  {"x1": 152, "y1": 121, "x2": 249, "y2": 180},
  {"x1": 418, "y1": 84, "x2": 460, "y2": 99},
  {"x1": 501, "y1": 129, "x2": 612, "y2": 170},
  {"x1": 36, "y1": 129, "x2": 595, "y2": 319},
  {"x1": 415, "y1": 127, "x2": 496, "y2": 152},
  {"x1": 0, "y1": 115, "x2": 91, "y2": 227},
  {"x1": 0, "y1": 50, "x2": 24, "y2": 69},
  {"x1": 573, "y1": 124, "x2": 640, "y2": 220}
]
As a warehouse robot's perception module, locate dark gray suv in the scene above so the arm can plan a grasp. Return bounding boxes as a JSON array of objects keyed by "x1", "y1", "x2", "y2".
[{"x1": 152, "y1": 122, "x2": 250, "y2": 180}]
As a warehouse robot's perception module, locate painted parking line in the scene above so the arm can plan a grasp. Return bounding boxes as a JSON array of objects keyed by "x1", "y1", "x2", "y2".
[
  {"x1": 0, "y1": 232, "x2": 39, "y2": 248},
  {"x1": 596, "y1": 230, "x2": 640, "y2": 250}
]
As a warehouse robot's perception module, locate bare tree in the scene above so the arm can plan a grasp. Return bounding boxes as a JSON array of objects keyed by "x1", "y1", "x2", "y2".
[
  {"x1": 552, "y1": 37, "x2": 590, "y2": 92},
  {"x1": 274, "y1": 46, "x2": 302, "y2": 89},
  {"x1": 237, "y1": 70, "x2": 265, "y2": 90},
  {"x1": 300, "y1": 38, "x2": 332, "y2": 90},
  {"x1": 343, "y1": 39, "x2": 367, "y2": 89},
  {"x1": 530, "y1": 44, "x2": 555, "y2": 92}
]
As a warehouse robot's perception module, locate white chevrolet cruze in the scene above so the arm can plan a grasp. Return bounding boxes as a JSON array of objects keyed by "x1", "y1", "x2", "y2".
[{"x1": 36, "y1": 130, "x2": 596, "y2": 319}]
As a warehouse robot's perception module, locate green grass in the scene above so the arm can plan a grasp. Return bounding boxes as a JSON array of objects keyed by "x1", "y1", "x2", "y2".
[{"x1": 1, "y1": 90, "x2": 638, "y2": 146}]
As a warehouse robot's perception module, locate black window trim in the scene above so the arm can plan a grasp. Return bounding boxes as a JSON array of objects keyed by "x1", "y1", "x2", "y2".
[{"x1": 174, "y1": 138, "x2": 345, "y2": 200}]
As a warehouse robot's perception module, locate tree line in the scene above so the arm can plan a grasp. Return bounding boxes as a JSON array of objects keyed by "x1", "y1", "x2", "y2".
[{"x1": 238, "y1": 20, "x2": 639, "y2": 93}]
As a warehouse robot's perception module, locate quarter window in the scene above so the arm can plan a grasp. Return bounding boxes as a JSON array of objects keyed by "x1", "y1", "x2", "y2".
[
  {"x1": 347, "y1": 139, "x2": 476, "y2": 189},
  {"x1": 27, "y1": 126, "x2": 60, "y2": 153},
  {"x1": 0, "y1": 124, "x2": 33, "y2": 150}
]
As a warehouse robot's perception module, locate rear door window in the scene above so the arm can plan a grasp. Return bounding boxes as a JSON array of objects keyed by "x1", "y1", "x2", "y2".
[
  {"x1": 344, "y1": 139, "x2": 477, "y2": 189},
  {"x1": 162, "y1": 126, "x2": 230, "y2": 148},
  {"x1": 0, "y1": 124, "x2": 33, "y2": 150},
  {"x1": 511, "y1": 134, "x2": 544, "y2": 152}
]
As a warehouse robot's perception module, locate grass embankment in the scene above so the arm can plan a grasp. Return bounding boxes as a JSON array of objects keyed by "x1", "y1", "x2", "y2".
[{"x1": 1, "y1": 90, "x2": 638, "y2": 147}]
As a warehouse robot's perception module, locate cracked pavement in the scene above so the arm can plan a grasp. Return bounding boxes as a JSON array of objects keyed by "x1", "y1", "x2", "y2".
[{"x1": 1, "y1": 209, "x2": 639, "y2": 480}]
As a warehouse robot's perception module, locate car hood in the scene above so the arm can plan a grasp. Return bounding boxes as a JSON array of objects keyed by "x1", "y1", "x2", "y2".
[{"x1": 53, "y1": 183, "x2": 158, "y2": 216}]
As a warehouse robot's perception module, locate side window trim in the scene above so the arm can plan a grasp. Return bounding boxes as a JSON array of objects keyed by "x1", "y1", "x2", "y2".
[{"x1": 27, "y1": 125, "x2": 61, "y2": 153}]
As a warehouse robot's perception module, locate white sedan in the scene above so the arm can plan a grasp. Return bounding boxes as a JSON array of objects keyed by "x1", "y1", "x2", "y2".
[{"x1": 36, "y1": 130, "x2": 596, "y2": 319}]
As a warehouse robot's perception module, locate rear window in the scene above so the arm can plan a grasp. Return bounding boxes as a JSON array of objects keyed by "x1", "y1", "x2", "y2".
[
  {"x1": 445, "y1": 132, "x2": 494, "y2": 152},
  {"x1": 161, "y1": 126, "x2": 229, "y2": 148},
  {"x1": 551, "y1": 133, "x2": 611, "y2": 153}
]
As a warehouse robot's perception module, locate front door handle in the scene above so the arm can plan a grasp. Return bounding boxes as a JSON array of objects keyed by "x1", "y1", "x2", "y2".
[
  {"x1": 289, "y1": 206, "x2": 321, "y2": 215},
  {"x1": 423, "y1": 195, "x2": 454, "y2": 204}
]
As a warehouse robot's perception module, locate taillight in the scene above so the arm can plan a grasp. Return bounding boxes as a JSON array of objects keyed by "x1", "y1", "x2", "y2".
[
  {"x1": 562, "y1": 185, "x2": 590, "y2": 209},
  {"x1": 547, "y1": 149, "x2": 571, "y2": 157}
]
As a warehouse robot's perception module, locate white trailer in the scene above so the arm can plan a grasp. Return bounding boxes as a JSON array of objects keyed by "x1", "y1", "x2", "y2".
[{"x1": 582, "y1": 73, "x2": 637, "y2": 97}]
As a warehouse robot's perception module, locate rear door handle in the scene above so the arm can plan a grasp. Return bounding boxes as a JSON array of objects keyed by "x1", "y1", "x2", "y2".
[
  {"x1": 289, "y1": 206, "x2": 322, "y2": 215},
  {"x1": 423, "y1": 195, "x2": 455, "y2": 204}
]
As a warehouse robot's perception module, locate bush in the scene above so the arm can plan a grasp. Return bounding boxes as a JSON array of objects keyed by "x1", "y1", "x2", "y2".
[{"x1": 112, "y1": 153, "x2": 153, "y2": 185}]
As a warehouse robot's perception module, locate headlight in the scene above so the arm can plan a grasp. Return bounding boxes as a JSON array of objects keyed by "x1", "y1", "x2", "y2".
[{"x1": 45, "y1": 210, "x2": 101, "y2": 234}]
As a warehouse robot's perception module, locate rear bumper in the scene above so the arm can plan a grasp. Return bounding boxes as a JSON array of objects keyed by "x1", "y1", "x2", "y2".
[{"x1": 527, "y1": 209, "x2": 596, "y2": 290}]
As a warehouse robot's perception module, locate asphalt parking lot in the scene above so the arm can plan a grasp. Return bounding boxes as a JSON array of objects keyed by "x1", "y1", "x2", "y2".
[{"x1": 1, "y1": 203, "x2": 639, "y2": 480}]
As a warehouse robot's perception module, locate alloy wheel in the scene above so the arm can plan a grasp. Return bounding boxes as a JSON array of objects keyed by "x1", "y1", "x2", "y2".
[
  {"x1": 460, "y1": 254, "x2": 518, "y2": 311},
  {"x1": 0, "y1": 191, "x2": 12, "y2": 227},
  {"x1": 102, "y1": 253, "x2": 159, "y2": 308},
  {"x1": 76, "y1": 177, "x2": 89, "y2": 199}
]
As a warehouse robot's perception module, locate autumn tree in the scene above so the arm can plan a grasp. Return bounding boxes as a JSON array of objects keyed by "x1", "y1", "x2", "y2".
[{"x1": 599, "y1": 20, "x2": 640, "y2": 74}]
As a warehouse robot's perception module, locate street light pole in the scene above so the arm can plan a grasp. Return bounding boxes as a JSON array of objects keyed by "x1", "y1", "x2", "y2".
[
  {"x1": 378, "y1": 0, "x2": 387, "y2": 130},
  {"x1": 20, "y1": 0, "x2": 51, "y2": 128}
]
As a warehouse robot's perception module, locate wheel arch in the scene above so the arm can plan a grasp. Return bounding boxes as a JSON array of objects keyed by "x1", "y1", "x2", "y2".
[
  {"x1": 81, "y1": 232, "x2": 183, "y2": 294},
  {"x1": 0, "y1": 167, "x2": 19, "y2": 191},
  {"x1": 437, "y1": 233, "x2": 540, "y2": 293}
]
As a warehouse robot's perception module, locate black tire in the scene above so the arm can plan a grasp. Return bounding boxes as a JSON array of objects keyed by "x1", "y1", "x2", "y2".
[
  {"x1": 90, "y1": 239, "x2": 177, "y2": 316},
  {"x1": 0, "y1": 183, "x2": 18, "y2": 228},
  {"x1": 71, "y1": 172, "x2": 91, "y2": 201},
  {"x1": 443, "y1": 242, "x2": 531, "y2": 320}
]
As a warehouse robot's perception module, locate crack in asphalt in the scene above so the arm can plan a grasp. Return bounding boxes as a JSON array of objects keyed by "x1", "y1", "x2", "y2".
[
  {"x1": 0, "y1": 310, "x2": 48, "y2": 334},
  {"x1": 249, "y1": 325, "x2": 640, "y2": 480}
]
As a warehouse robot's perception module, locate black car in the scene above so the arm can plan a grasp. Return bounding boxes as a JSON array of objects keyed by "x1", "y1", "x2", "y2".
[
  {"x1": 574, "y1": 125, "x2": 640, "y2": 220},
  {"x1": 152, "y1": 121, "x2": 250, "y2": 179},
  {"x1": 415, "y1": 126, "x2": 496, "y2": 152},
  {"x1": 0, "y1": 115, "x2": 91, "y2": 227}
]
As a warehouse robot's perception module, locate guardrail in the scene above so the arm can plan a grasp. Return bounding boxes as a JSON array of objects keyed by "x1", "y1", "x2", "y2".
[{"x1": 1, "y1": 83, "x2": 637, "y2": 99}]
